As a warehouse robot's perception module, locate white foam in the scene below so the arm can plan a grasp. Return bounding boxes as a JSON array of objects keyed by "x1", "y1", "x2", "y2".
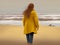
[{"x1": 0, "y1": 20, "x2": 60, "y2": 26}]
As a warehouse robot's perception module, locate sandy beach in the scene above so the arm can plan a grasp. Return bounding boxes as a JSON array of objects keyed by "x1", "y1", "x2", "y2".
[{"x1": 0, "y1": 24, "x2": 60, "y2": 45}]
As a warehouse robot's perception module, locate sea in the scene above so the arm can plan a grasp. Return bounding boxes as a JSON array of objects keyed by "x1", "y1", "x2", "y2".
[{"x1": 0, "y1": 15, "x2": 60, "y2": 26}]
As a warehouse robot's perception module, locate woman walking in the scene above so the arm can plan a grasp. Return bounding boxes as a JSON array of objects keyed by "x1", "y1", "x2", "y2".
[{"x1": 23, "y1": 3, "x2": 39, "y2": 45}]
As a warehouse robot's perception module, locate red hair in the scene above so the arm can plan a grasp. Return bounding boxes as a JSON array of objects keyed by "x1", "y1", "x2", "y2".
[{"x1": 23, "y1": 3, "x2": 34, "y2": 18}]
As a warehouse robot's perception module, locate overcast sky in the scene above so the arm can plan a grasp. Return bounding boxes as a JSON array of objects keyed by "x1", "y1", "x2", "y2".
[{"x1": 0, "y1": 0, "x2": 60, "y2": 15}]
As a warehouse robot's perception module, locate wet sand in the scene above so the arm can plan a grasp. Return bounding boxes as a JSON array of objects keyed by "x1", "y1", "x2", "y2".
[{"x1": 0, "y1": 24, "x2": 60, "y2": 45}]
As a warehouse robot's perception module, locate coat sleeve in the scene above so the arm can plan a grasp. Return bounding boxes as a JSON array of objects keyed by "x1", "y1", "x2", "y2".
[
  {"x1": 32, "y1": 11, "x2": 39, "y2": 29},
  {"x1": 23, "y1": 16, "x2": 25, "y2": 26}
]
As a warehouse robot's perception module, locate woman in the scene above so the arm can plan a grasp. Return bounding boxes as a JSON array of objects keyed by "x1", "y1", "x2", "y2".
[{"x1": 23, "y1": 3, "x2": 39, "y2": 45}]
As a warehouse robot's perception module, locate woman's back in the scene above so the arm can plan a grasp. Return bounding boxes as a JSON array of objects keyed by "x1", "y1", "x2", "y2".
[{"x1": 23, "y1": 10, "x2": 39, "y2": 34}]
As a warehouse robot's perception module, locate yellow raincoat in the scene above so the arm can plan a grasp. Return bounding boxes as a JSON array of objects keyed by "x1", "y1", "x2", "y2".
[{"x1": 23, "y1": 10, "x2": 39, "y2": 34}]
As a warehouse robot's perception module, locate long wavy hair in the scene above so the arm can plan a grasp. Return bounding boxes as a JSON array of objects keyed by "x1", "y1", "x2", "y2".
[{"x1": 23, "y1": 3, "x2": 34, "y2": 18}]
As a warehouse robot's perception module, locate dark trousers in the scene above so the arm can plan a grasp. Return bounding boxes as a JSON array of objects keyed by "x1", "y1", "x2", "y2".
[{"x1": 26, "y1": 32, "x2": 34, "y2": 43}]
